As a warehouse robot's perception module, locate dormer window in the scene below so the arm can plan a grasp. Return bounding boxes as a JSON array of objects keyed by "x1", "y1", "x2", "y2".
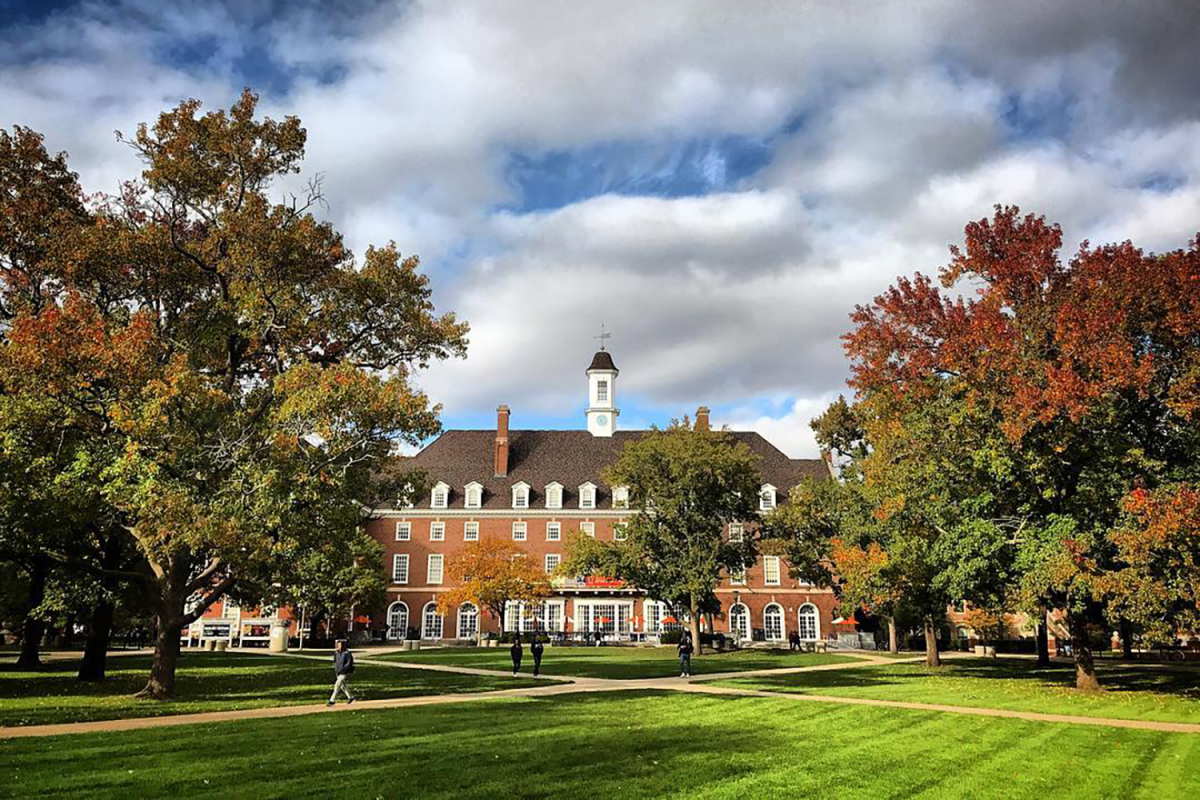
[
  {"x1": 579, "y1": 482, "x2": 596, "y2": 510},
  {"x1": 464, "y1": 482, "x2": 482, "y2": 510},
  {"x1": 431, "y1": 482, "x2": 450, "y2": 509},
  {"x1": 612, "y1": 485, "x2": 629, "y2": 509},
  {"x1": 759, "y1": 484, "x2": 777, "y2": 511},
  {"x1": 545, "y1": 482, "x2": 563, "y2": 510},
  {"x1": 512, "y1": 482, "x2": 530, "y2": 510}
]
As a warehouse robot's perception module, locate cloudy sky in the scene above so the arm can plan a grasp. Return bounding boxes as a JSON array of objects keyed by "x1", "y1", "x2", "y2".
[{"x1": 3, "y1": 0, "x2": 1199, "y2": 456}]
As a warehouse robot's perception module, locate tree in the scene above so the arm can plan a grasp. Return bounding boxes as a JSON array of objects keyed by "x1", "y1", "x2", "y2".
[
  {"x1": 437, "y1": 539, "x2": 550, "y2": 641},
  {"x1": 562, "y1": 421, "x2": 761, "y2": 654},
  {"x1": 1102, "y1": 484, "x2": 1200, "y2": 646},
  {"x1": 3, "y1": 91, "x2": 468, "y2": 698},
  {"x1": 843, "y1": 206, "x2": 1200, "y2": 689}
]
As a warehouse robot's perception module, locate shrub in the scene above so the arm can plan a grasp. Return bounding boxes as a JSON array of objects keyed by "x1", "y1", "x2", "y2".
[{"x1": 660, "y1": 630, "x2": 684, "y2": 645}]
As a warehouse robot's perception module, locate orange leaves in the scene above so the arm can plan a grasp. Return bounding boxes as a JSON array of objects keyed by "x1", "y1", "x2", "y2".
[{"x1": 437, "y1": 539, "x2": 551, "y2": 619}]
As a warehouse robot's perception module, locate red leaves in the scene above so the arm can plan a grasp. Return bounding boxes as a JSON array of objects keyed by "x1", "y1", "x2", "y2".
[{"x1": 845, "y1": 206, "x2": 1200, "y2": 440}]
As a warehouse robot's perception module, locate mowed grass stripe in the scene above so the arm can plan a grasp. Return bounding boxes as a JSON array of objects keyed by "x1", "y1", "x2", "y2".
[
  {"x1": 2, "y1": 691, "x2": 1197, "y2": 799},
  {"x1": 380, "y1": 645, "x2": 856, "y2": 679},
  {"x1": 708, "y1": 657, "x2": 1200, "y2": 724},
  {"x1": 0, "y1": 652, "x2": 551, "y2": 727}
]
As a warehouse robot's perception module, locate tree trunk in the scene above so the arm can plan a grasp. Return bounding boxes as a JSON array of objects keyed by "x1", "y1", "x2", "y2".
[
  {"x1": 1119, "y1": 618, "x2": 1134, "y2": 660},
  {"x1": 923, "y1": 617, "x2": 941, "y2": 668},
  {"x1": 888, "y1": 617, "x2": 899, "y2": 653},
  {"x1": 1069, "y1": 612, "x2": 1101, "y2": 692},
  {"x1": 137, "y1": 618, "x2": 182, "y2": 699},
  {"x1": 16, "y1": 556, "x2": 48, "y2": 669},
  {"x1": 77, "y1": 599, "x2": 115, "y2": 682},
  {"x1": 688, "y1": 597, "x2": 704, "y2": 655},
  {"x1": 1036, "y1": 611, "x2": 1050, "y2": 667}
]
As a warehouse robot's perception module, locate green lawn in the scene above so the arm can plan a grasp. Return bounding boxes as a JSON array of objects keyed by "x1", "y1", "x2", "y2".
[
  {"x1": 0, "y1": 652, "x2": 550, "y2": 727},
  {"x1": 3, "y1": 690, "x2": 1197, "y2": 799},
  {"x1": 378, "y1": 645, "x2": 856, "y2": 679},
  {"x1": 709, "y1": 657, "x2": 1200, "y2": 724}
]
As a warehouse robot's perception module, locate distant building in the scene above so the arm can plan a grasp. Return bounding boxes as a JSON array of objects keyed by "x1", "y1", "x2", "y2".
[{"x1": 365, "y1": 346, "x2": 836, "y2": 644}]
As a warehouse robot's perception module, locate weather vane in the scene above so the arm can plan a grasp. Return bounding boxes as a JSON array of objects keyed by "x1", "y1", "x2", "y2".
[{"x1": 594, "y1": 321, "x2": 612, "y2": 351}]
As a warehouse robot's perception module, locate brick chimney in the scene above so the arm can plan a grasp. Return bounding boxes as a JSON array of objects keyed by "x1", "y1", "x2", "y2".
[
  {"x1": 695, "y1": 406, "x2": 710, "y2": 432},
  {"x1": 494, "y1": 405, "x2": 510, "y2": 477}
]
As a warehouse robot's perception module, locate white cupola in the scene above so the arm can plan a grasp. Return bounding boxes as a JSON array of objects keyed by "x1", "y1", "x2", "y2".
[{"x1": 585, "y1": 347, "x2": 619, "y2": 437}]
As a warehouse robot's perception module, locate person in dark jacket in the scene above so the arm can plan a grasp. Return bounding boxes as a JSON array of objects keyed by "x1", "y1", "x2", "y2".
[
  {"x1": 677, "y1": 632, "x2": 693, "y2": 677},
  {"x1": 328, "y1": 640, "x2": 357, "y2": 706},
  {"x1": 510, "y1": 635, "x2": 524, "y2": 675},
  {"x1": 530, "y1": 636, "x2": 544, "y2": 676},
  {"x1": 789, "y1": 630, "x2": 801, "y2": 652}
]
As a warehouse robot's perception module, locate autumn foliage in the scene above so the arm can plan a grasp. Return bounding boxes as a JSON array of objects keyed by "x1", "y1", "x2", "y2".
[{"x1": 437, "y1": 539, "x2": 551, "y2": 637}]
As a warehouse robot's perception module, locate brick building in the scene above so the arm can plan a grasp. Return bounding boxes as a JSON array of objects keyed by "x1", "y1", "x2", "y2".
[{"x1": 365, "y1": 347, "x2": 837, "y2": 645}]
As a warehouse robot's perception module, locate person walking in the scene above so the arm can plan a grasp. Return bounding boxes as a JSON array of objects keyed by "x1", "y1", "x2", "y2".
[
  {"x1": 677, "y1": 632, "x2": 693, "y2": 678},
  {"x1": 789, "y1": 630, "x2": 801, "y2": 652},
  {"x1": 530, "y1": 636, "x2": 544, "y2": 677},
  {"x1": 510, "y1": 635, "x2": 524, "y2": 675},
  {"x1": 328, "y1": 640, "x2": 357, "y2": 706}
]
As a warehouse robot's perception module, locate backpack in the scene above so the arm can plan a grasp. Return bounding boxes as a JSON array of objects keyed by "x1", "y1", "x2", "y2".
[{"x1": 343, "y1": 653, "x2": 356, "y2": 674}]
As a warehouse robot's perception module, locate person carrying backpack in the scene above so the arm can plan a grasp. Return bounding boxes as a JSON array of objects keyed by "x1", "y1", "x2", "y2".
[
  {"x1": 677, "y1": 632, "x2": 693, "y2": 677},
  {"x1": 510, "y1": 634, "x2": 524, "y2": 675},
  {"x1": 328, "y1": 640, "x2": 357, "y2": 706},
  {"x1": 530, "y1": 636, "x2": 545, "y2": 676}
]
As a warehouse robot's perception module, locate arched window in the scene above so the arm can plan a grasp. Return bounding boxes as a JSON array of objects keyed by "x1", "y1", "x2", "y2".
[
  {"x1": 798, "y1": 604, "x2": 820, "y2": 641},
  {"x1": 386, "y1": 601, "x2": 409, "y2": 641},
  {"x1": 457, "y1": 603, "x2": 478, "y2": 640},
  {"x1": 422, "y1": 602, "x2": 443, "y2": 640},
  {"x1": 764, "y1": 603, "x2": 784, "y2": 642},
  {"x1": 729, "y1": 603, "x2": 750, "y2": 641}
]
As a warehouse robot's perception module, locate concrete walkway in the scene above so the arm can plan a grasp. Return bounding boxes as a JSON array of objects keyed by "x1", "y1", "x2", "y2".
[{"x1": 3, "y1": 649, "x2": 1197, "y2": 740}]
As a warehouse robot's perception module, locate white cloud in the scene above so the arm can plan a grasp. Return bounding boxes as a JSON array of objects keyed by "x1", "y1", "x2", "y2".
[{"x1": 3, "y1": 0, "x2": 1200, "y2": 442}]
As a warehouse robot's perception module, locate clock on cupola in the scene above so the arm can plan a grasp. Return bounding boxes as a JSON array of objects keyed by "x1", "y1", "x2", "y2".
[{"x1": 585, "y1": 327, "x2": 619, "y2": 438}]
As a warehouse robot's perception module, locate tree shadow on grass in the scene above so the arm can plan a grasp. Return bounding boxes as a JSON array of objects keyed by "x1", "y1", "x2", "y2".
[{"x1": 722, "y1": 657, "x2": 1200, "y2": 703}]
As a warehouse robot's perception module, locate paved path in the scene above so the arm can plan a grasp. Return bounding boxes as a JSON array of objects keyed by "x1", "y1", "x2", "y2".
[{"x1": 4, "y1": 649, "x2": 1197, "y2": 739}]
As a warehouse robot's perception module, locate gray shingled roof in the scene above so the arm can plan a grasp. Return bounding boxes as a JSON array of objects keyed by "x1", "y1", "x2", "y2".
[
  {"x1": 587, "y1": 350, "x2": 618, "y2": 372},
  {"x1": 403, "y1": 429, "x2": 827, "y2": 509}
]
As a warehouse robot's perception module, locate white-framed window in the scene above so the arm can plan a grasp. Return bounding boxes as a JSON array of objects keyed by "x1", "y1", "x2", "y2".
[
  {"x1": 546, "y1": 521, "x2": 561, "y2": 541},
  {"x1": 730, "y1": 564, "x2": 746, "y2": 585},
  {"x1": 545, "y1": 553, "x2": 561, "y2": 574},
  {"x1": 614, "y1": 522, "x2": 628, "y2": 541},
  {"x1": 512, "y1": 521, "x2": 527, "y2": 541},
  {"x1": 457, "y1": 603, "x2": 478, "y2": 640},
  {"x1": 430, "y1": 521, "x2": 445, "y2": 541},
  {"x1": 729, "y1": 603, "x2": 750, "y2": 641},
  {"x1": 464, "y1": 521, "x2": 479, "y2": 541},
  {"x1": 728, "y1": 522, "x2": 744, "y2": 543},
  {"x1": 798, "y1": 604, "x2": 820, "y2": 641},
  {"x1": 427, "y1": 554, "x2": 444, "y2": 584},
  {"x1": 612, "y1": 485, "x2": 629, "y2": 509},
  {"x1": 580, "y1": 522, "x2": 595, "y2": 538},
  {"x1": 422, "y1": 601, "x2": 443, "y2": 640},
  {"x1": 579, "y1": 482, "x2": 596, "y2": 510},
  {"x1": 764, "y1": 555, "x2": 781, "y2": 586},
  {"x1": 386, "y1": 601, "x2": 408, "y2": 640},
  {"x1": 512, "y1": 482, "x2": 530, "y2": 510},
  {"x1": 760, "y1": 484, "x2": 777, "y2": 511},
  {"x1": 597, "y1": 379, "x2": 608, "y2": 403},
  {"x1": 764, "y1": 603, "x2": 785, "y2": 642},
  {"x1": 545, "y1": 483, "x2": 563, "y2": 510},
  {"x1": 392, "y1": 554, "x2": 409, "y2": 584},
  {"x1": 395, "y1": 521, "x2": 411, "y2": 541},
  {"x1": 432, "y1": 482, "x2": 449, "y2": 509},
  {"x1": 464, "y1": 482, "x2": 482, "y2": 509}
]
